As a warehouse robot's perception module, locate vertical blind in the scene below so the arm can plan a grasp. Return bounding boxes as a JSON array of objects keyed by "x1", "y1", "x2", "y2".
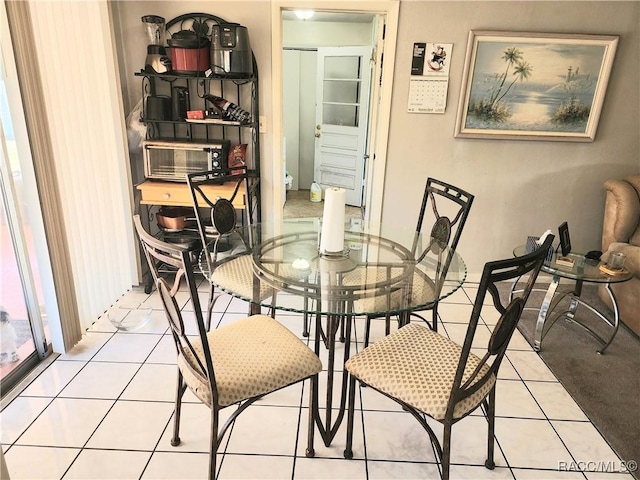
[{"x1": 27, "y1": 1, "x2": 137, "y2": 333}]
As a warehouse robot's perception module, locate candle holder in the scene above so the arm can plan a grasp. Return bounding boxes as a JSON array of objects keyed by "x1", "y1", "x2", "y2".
[{"x1": 319, "y1": 246, "x2": 350, "y2": 258}]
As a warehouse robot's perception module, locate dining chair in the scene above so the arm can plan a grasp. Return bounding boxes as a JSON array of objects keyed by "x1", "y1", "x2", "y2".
[
  {"x1": 133, "y1": 215, "x2": 322, "y2": 480},
  {"x1": 359, "y1": 178, "x2": 474, "y2": 346},
  {"x1": 186, "y1": 167, "x2": 274, "y2": 330},
  {"x1": 343, "y1": 235, "x2": 554, "y2": 480}
]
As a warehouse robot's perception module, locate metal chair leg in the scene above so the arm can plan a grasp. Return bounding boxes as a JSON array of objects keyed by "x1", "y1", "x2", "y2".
[
  {"x1": 364, "y1": 315, "x2": 372, "y2": 348},
  {"x1": 432, "y1": 305, "x2": 439, "y2": 332},
  {"x1": 171, "y1": 371, "x2": 186, "y2": 446},
  {"x1": 209, "y1": 407, "x2": 219, "y2": 480},
  {"x1": 206, "y1": 284, "x2": 215, "y2": 331},
  {"x1": 343, "y1": 375, "x2": 357, "y2": 459},
  {"x1": 306, "y1": 376, "x2": 317, "y2": 457},
  {"x1": 485, "y1": 388, "x2": 496, "y2": 470},
  {"x1": 441, "y1": 422, "x2": 452, "y2": 480}
]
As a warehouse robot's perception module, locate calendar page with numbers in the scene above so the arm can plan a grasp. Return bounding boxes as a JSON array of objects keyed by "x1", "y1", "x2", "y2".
[
  {"x1": 408, "y1": 77, "x2": 449, "y2": 114},
  {"x1": 408, "y1": 42, "x2": 453, "y2": 114}
]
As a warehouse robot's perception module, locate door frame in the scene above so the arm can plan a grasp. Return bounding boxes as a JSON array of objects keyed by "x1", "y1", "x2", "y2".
[{"x1": 271, "y1": 0, "x2": 399, "y2": 224}]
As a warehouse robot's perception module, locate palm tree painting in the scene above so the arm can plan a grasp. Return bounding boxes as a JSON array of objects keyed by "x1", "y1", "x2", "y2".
[{"x1": 456, "y1": 32, "x2": 618, "y2": 141}]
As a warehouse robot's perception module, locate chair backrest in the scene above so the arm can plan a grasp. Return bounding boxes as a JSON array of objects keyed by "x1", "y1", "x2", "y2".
[
  {"x1": 415, "y1": 178, "x2": 474, "y2": 258},
  {"x1": 133, "y1": 215, "x2": 217, "y2": 405},
  {"x1": 186, "y1": 166, "x2": 251, "y2": 275},
  {"x1": 445, "y1": 234, "x2": 555, "y2": 421}
]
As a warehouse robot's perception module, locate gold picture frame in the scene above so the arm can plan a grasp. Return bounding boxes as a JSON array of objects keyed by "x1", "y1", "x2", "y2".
[{"x1": 454, "y1": 31, "x2": 618, "y2": 142}]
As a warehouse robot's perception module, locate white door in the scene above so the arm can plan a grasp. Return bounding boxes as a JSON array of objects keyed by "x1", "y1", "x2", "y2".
[{"x1": 314, "y1": 46, "x2": 373, "y2": 207}]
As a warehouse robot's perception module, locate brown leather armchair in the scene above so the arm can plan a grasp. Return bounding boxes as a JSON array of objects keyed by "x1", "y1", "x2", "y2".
[{"x1": 599, "y1": 175, "x2": 640, "y2": 336}]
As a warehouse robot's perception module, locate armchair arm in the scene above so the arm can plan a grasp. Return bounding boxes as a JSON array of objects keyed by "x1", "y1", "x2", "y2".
[{"x1": 602, "y1": 178, "x2": 640, "y2": 252}]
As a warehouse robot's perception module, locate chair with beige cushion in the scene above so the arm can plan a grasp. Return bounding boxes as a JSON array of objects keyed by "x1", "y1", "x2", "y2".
[
  {"x1": 343, "y1": 235, "x2": 554, "y2": 480},
  {"x1": 359, "y1": 178, "x2": 474, "y2": 346},
  {"x1": 187, "y1": 167, "x2": 274, "y2": 329},
  {"x1": 133, "y1": 215, "x2": 322, "y2": 480},
  {"x1": 599, "y1": 175, "x2": 640, "y2": 337}
]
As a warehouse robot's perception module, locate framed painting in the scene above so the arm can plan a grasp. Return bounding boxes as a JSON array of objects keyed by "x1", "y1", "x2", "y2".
[{"x1": 454, "y1": 31, "x2": 618, "y2": 142}]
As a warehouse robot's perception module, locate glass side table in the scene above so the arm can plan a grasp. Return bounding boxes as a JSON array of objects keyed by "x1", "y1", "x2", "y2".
[{"x1": 511, "y1": 247, "x2": 633, "y2": 354}]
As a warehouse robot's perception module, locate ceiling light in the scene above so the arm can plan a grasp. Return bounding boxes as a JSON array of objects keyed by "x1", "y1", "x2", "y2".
[{"x1": 294, "y1": 10, "x2": 314, "y2": 20}]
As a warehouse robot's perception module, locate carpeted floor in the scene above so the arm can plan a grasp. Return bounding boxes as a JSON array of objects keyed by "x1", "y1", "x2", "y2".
[{"x1": 505, "y1": 281, "x2": 640, "y2": 477}]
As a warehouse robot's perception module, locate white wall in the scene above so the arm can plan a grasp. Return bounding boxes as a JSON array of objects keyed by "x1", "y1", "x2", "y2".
[
  {"x1": 383, "y1": 1, "x2": 639, "y2": 276},
  {"x1": 115, "y1": 1, "x2": 639, "y2": 278}
]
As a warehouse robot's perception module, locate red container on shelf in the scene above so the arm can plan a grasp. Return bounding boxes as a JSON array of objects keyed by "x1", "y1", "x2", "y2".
[{"x1": 168, "y1": 30, "x2": 211, "y2": 74}]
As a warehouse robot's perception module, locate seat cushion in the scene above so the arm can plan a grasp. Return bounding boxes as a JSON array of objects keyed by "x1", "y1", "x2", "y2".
[
  {"x1": 345, "y1": 322, "x2": 495, "y2": 421},
  {"x1": 212, "y1": 254, "x2": 273, "y2": 302},
  {"x1": 179, "y1": 314, "x2": 322, "y2": 407}
]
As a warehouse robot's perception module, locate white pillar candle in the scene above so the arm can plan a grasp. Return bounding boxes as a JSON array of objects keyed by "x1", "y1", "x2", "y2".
[{"x1": 320, "y1": 187, "x2": 346, "y2": 254}]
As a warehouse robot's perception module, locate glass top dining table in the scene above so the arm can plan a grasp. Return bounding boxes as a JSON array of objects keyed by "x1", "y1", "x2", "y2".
[
  {"x1": 198, "y1": 217, "x2": 467, "y2": 450},
  {"x1": 199, "y1": 217, "x2": 467, "y2": 317}
]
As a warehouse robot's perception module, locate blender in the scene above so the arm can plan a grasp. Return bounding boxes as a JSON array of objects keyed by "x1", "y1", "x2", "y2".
[{"x1": 142, "y1": 15, "x2": 171, "y2": 73}]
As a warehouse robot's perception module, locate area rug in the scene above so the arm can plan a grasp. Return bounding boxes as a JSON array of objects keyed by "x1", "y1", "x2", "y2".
[{"x1": 510, "y1": 282, "x2": 640, "y2": 478}]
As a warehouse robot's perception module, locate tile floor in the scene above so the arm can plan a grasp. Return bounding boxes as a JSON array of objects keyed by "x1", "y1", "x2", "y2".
[{"x1": 0, "y1": 279, "x2": 634, "y2": 480}]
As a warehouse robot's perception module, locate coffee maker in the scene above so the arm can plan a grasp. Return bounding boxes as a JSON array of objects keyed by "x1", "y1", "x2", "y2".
[{"x1": 142, "y1": 15, "x2": 171, "y2": 74}]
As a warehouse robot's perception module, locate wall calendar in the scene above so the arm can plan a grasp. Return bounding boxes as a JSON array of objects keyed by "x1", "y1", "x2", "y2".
[{"x1": 408, "y1": 42, "x2": 453, "y2": 114}]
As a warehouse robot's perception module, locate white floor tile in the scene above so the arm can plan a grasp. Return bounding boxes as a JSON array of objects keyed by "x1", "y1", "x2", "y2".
[
  {"x1": 495, "y1": 417, "x2": 571, "y2": 470},
  {"x1": 58, "y1": 362, "x2": 140, "y2": 399},
  {"x1": 92, "y1": 333, "x2": 161, "y2": 363},
  {"x1": 586, "y1": 471, "x2": 636, "y2": 479},
  {"x1": 526, "y1": 382, "x2": 589, "y2": 421},
  {"x1": 294, "y1": 456, "x2": 367, "y2": 479},
  {"x1": 437, "y1": 302, "x2": 474, "y2": 323},
  {"x1": 64, "y1": 448, "x2": 152, "y2": 479},
  {"x1": 507, "y1": 329, "x2": 535, "y2": 350},
  {"x1": 443, "y1": 322, "x2": 492, "y2": 348},
  {"x1": 114, "y1": 289, "x2": 151, "y2": 309},
  {"x1": 18, "y1": 398, "x2": 114, "y2": 448},
  {"x1": 449, "y1": 464, "x2": 514, "y2": 479},
  {"x1": 219, "y1": 453, "x2": 295, "y2": 479},
  {"x1": 225, "y1": 405, "x2": 301, "y2": 456},
  {"x1": 4, "y1": 445, "x2": 80, "y2": 479},
  {"x1": 86, "y1": 400, "x2": 174, "y2": 451},
  {"x1": 19, "y1": 360, "x2": 84, "y2": 397},
  {"x1": 0, "y1": 397, "x2": 52, "y2": 444},
  {"x1": 513, "y1": 467, "x2": 586, "y2": 478},
  {"x1": 254, "y1": 381, "x2": 304, "y2": 408},
  {"x1": 367, "y1": 459, "x2": 440, "y2": 479},
  {"x1": 358, "y1": 383, "x2": 404, "y2": 412},
  {"x1": 552, "y1": 421, "x2": 621, "y2": 471},
  {"x1": 495, "y1": 380, "x2": 546, "y2": 419},
  {"x1": 480, "y1": 305, "x2": 503, "y2": 325},
  {"x1": 506, "y1": 351, "x2": 559, "y2": 382},
  {"x1": 146, "y1": 334, "x2": 178, "y2": 365},
  {"x1": 58, "y1": 332, "x2": 113, "y2": 361},
  {"x1": 142, "y1": 451, "x2": 210, "y2": 479},
  {"x1": 120, "y1": 363, "x2": 178, "y2": 402},
  {"x1": 495, "y1": 356, "x2": 521, "y2": 380},
  {"x1": 156, "y1": 402, "x2": 233, "y2": 454},
  {"x1": 447, "y1": 415, "x2": 508, "y2": 467},
  {"x1": 361, "y1": 410, "x2": 436, "y2": 462}
]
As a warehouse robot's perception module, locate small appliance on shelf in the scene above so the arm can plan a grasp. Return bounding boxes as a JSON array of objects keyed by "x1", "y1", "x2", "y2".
[
  {"x1": 142, "y1": 15, "x2": 171, "y2": 74},
  {"x1": 143, "y1": 140, "x2": 230, "y2": 182}
]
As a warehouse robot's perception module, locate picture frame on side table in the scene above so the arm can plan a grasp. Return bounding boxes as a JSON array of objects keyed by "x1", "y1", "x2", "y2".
[
  {"x1": 454, "y1": 31, "x2": 618, "y2": 142},
  {"x1": 559, "y1": 221, "x2": 572, "y2": 256}
]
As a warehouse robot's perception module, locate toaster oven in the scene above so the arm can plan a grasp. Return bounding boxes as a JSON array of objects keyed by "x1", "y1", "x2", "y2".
[{"x1": 143, "y1": 140, "x2": 230, "y2": 181}]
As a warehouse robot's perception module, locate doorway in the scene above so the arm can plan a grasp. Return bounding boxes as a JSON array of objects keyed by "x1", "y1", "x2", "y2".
[
  {"x1": 271, "y1": 1, "x2": 400, "y2": 225},
  {"x1": 1, "y1": 4, "x2": 55, "y2": 393}
]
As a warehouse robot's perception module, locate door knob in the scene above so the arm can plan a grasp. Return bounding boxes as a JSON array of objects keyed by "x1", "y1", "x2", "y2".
[{"x1": 315, "y1": 132, "x2": 321, "y2": 138}]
